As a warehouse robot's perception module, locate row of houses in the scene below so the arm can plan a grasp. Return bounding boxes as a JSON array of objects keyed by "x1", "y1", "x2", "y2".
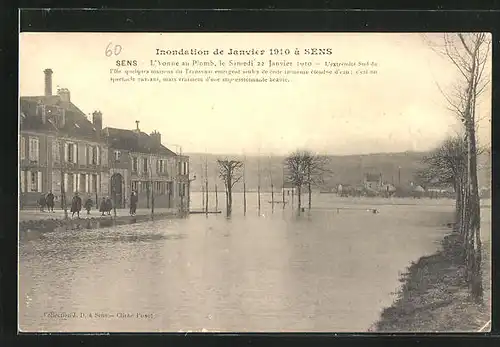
[{"x1": 19, "y1": 69, "x2": 191, "y2": 210}]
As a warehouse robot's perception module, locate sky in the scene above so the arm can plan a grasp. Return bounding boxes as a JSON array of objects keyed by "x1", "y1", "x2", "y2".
[{"x1": 19, "y1": 33, "x2": 491, "y2": 156}]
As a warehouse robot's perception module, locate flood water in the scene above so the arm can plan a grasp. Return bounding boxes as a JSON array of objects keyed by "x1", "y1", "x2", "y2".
[{"x1": 19, "y1": 193, "x2": 452, "y2": 332}]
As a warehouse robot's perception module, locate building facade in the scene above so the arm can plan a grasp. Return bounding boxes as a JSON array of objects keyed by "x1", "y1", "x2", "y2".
[
  {"x1": 20, "y1": 68, "x2": 189, "y2": 211},
  {"x1": 20, "y1": 69, "x2": 108, "y2": 208},
  {"x1": 363, "y1": 173, "x2": 383, "y2": 190},
  {"x1": 103, "y1": 124, "x2": 190, "y2": 210}
]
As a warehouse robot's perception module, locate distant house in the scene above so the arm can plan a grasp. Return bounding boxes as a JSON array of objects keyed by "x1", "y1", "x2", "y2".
[
  {"x1": 282, "y1": 182, "x2": 297, "y2": 196},
  {"x1": 363, "y1": 173, "x2": 382, "y2": 190},
  {"x1": 426, "y1": 185, "x2": 454, "y2": 193},
  {"x1": 380, "y1": 183, "x2": 396, "y2": 193}
]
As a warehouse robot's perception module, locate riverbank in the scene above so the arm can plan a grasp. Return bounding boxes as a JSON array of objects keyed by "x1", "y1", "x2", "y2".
[
  {"x1": 372, "y1": 232, "x2": 491, "y2": 332},
  {"x1": 19, "y1": 210, "x2": 180, "y2": 241}
]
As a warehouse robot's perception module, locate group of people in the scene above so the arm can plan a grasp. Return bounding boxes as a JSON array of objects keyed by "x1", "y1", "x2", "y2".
[
  {"x1": 38, "y1": 191, "x2": 55, "y2": 212},
  {"x1": 39, "y1": 191, "x2": 140, "y2": 218}
]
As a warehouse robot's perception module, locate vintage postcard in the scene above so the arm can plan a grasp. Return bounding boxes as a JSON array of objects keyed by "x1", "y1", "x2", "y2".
[{"x1": 18, "y1": 32, "x2": 491, "y2": 333}]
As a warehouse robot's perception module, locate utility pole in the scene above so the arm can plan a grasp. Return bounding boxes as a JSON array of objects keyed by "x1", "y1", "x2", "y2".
[
  {"x1": 243, "y1": 155, "x2": 247, "y2": 215},
  {"x1": 257, "y1": 154, "x2": 261, "y2": 213},
  {"x1": 282, "y1": 163, "x2": 285, "y2": 208},
  {"x1": 205, "y1": 155, "x2": 209, "y2": 215},
  {"x1": 269, "y1": 156, "x2": 274, "y2": 213}
]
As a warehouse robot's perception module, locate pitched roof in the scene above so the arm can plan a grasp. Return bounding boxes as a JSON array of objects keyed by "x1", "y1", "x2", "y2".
[
  {"x1": 20, "y1": 96, "x2": 102, "y2": 141},
  {"x1": 103, "y1": 127, "x2": 177, "y2": 156}
]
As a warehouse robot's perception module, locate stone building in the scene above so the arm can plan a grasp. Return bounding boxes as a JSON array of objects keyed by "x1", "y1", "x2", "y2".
[
  {"x1": 103, "y1": 122, "x2": 190, "y2": 209},
  {"x1": 19, "y1": 68, "x2": 109, "y2": 208}
]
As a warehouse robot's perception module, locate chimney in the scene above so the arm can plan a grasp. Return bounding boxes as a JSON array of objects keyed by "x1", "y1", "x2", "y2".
[
  {"x1": 150, "y1": 130, "x2": 161, "y2": 147},
  {"x1": 57, "y1": 87, "x2": 71, "y2": 103},
  {"x1": 44, "y1": 69, "x2": 53, "y2": 96},
  {"x1": 92, "y1": 111, "x2": 103, "y2": 132},
  {"x1": 135, "y1": 120, "x2": 140, "y2": 133}
]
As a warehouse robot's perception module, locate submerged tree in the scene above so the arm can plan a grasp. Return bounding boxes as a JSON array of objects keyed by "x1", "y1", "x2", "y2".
[
  {"x1": 417, "y1": 136, "x2": 467, "y2": 231},
  {"x1": 217, "y1": 159, "x2": 244, "y2": 217},
  {"x1": 426, "y1": 32, "x2": 491, "y2": 302},
  {"x1": 285, "y1": 150, "x2": 330, "y2": 212}
]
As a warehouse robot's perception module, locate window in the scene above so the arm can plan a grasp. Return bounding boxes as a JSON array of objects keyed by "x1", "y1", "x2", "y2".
[
  {"x1": 157, "y1": 159, "x2": 165, "y2": 173},
  {"x1": 183, "y1": 162, "x2": 188, "y2": 175},
  {"x1": 132, "y1": 157, "x2": 138, "y2": 172},
  {"x1": 29, "y1": 137, "x2": 39, "y2": 162},
  {"x1": 91, "y1": 146, "x2": 97, "y2": 165},
  {"x1": 67, "y1": 143, "x2": 75, "y2": 163},
  {"x1": 114, "y1": 150, "x2": 121, "y2": 161},
  {"x1": 30, "y1": 171, "x2": 41, "y2": 192},
  {"x1": 143, "y1": 158, "x2": 148, "y2": 173},
  {"x1": 52, "y1": 140, "x2": 60, "y2": 162},
  {"x1": 131, "y1": 180, "x2": 138, "y2": 193},
  {"x1": 20, "y1": 136, "x2": 26, "y2": 160},
  {"x1": 92, "y1": 174, "x2": 98, "y2": 193}
]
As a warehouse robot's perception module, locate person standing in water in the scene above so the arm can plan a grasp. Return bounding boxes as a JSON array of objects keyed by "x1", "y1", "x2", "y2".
[
  {"x1": 45, "y1": 191, "x2": 55, "y2": 212},
  {"x1": 70, "y1": 192, "x2": 82, "y2": 219},
  {"x1": 129, "y1": 191, "x2": 138, "y2": 216}
]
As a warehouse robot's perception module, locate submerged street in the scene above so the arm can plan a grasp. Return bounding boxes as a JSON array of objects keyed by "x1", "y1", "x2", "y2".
[{"x1": 19, "y1": 194, "x2": 453, "y2": 332}]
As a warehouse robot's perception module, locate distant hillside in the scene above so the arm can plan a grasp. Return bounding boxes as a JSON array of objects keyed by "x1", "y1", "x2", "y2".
[
  {"x1": 186, "y1": 150, "x2": 491, "y2": 192},
  {"x1": 186, "y1": 151, "x2": 430, "y2": 192}
]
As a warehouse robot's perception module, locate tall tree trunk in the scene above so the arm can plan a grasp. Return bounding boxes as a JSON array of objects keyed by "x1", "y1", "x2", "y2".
[
  {"x1": 271, "y1": 184, "x2": 274, "y2": 213},
  {"x1": 308, "y1": 181, "x2": 312, "y2": 210},
  {"x1": 258, "y1": 185, "x2": 261, "y2": 212},
  {"x1": 297, "y1": 186, "x2": 302, "y2": 212},
  {"x1": 227, "y1": 186, "x2": 232, "y2": 217},
  {"x1": 205, "y1": 179, "x2": 209, "y2": 215},
  {"x1": 468, "y1": 125, "x2": 483, "y2": 302},
  {"x1": 243, "y1": 182, "x2": 247, "y2": 215},
  {"x1": 215, "y1": 184, "x2": 218, "y2": 211}
]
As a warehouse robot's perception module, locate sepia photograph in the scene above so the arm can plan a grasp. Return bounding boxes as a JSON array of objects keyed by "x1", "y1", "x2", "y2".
[{"x1": 18, "y1": 32, "x2": 491, "y2": 333}]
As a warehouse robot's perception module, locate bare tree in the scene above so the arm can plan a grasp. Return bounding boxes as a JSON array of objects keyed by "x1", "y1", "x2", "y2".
[
  {"x1": 417, "y1": 136, "x2": 467, "y2": 231},
  {"x1": 284, "y1": 150, "x2": 308, "y2": 212},
  {"x1": 217, "y1": 159, "x2": 244, "y2": 217},
  {"x1": 428, "y1": 33, "x2": 491, "y2": 302},
  {"x1": 303, "y1": 152, "x2": 331, "y2": 210}
]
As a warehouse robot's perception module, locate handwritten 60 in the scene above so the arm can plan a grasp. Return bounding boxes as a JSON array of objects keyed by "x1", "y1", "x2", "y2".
[{"x1": 105, "y1": 42, "x2": 122, "y2": 57}]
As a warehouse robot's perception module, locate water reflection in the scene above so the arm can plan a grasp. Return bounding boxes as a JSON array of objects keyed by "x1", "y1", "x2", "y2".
[{"x1": 19, "y1": 193, "x2": 451, "y2": 332}]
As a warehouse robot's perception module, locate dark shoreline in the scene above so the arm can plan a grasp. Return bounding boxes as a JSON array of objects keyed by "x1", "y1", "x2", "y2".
[
  {"x1": 372, "y1": 233, "x2": 490, "y2": 332},
  {"x1": 19, "y1": 212, "x2": 179, "y2": 241}
]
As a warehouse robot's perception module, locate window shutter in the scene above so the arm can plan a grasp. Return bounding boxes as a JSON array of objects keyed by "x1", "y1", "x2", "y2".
[
  {"x1": 63, "y1": 173, "x2": 68, "y2": 194},
  {"x1": 37, "y1": 171, "x2": 42, "y2": 193},
  {"x1": 73, "y1": 143, "x2": 77, "y2": 163},
  {"x1": 20, "y1": 137, "x2": 26, "y2": 160},
  {"x1": 28, "y1": 138, "x2": 33, "y2": 161},
  {"x1": 101, "y1": 147, "x2": 107, "y2": 166},
  {"x1": 52, "y1": 140, "x2": 58, "y2": 162},
  {"x1": 97, "y1": 174, "x2": 100, "y2": 193},
  {"x1": 35, "y1": 139, "x2": 39, "y2": 162},
  {"x1": 20, "y1": 171, "x2": 25, "y2": 192},
  {"x1": 79, "y1": 143, "x2": 86, "y2": 165},
  {"x1": 27, "y1": 172, "x2": 32, "y2": 192},
  {"x1": 96, "y1": 146, "x2": 100, "y2": 165},
  {"x1": 64, "y1": 143, "x2": 68, "y2": 162}
]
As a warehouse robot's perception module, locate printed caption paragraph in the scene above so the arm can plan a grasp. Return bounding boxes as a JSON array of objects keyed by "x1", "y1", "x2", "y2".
[{"x1": 109, "y1": 58, "x2": 379, "y2": 85}]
